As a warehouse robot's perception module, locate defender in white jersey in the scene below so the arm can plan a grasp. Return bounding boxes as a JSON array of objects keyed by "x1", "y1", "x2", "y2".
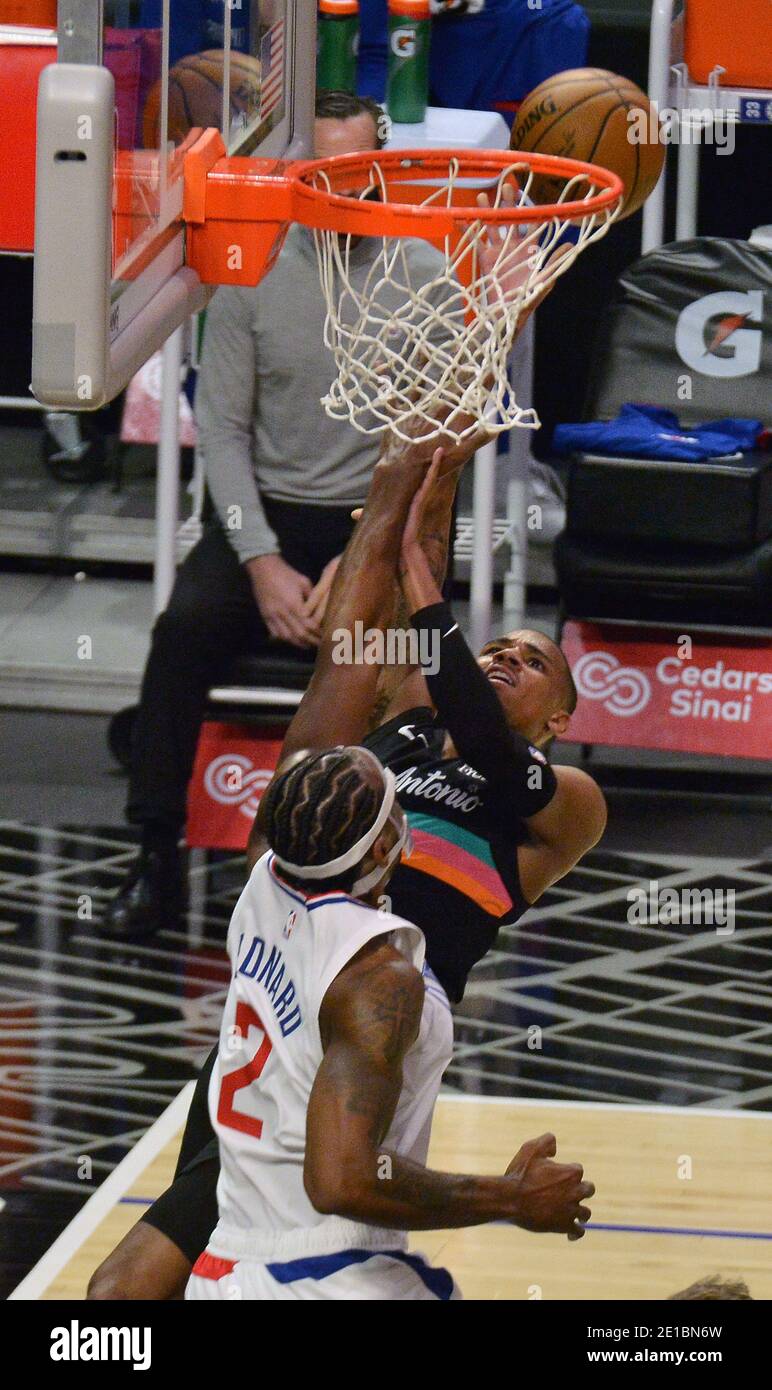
[
  {"x1": 187, "y1": 744, "x2": 455, "y2": 1301},
  {"x1": 186, "y1": 744, "x2": 594, "y2": 1302},
  {"x1": 192, "y1": 857, "x2": 453, "y2": 1300}
]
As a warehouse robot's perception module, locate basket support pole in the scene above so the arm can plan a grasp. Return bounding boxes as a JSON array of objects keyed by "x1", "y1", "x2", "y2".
[
  {"x1": 642, "y1": 0, "x2": 676, "y2": 252},
  {"x1": 153, "y1": 324, "x2": 184, "y2": 616},
  {"x1": 469, "y1": 438, "x2": 497, "y2": 652}
]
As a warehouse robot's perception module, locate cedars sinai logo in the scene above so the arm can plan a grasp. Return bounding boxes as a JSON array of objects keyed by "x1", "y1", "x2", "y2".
[
  {"x1": 573, "y1": 647, "x2": 772, "y2": 725},
  {"x1": 204, "y1": 754, "x2": 275, "y2": 819},
  {"x1": 573, "y1": 651, "x2": 652, "y2": 718}
]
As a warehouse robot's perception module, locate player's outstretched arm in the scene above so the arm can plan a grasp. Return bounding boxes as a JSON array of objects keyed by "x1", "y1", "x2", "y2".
[
  {"x1": 305, "y1": 939, "x2": 594, "y2": 1238},
  {"x1": 398, "y1": 461, "x2": 608, "y2": 901}
]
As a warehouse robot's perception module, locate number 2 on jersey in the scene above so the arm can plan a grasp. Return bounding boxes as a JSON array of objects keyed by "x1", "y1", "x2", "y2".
[{"x1": 217, "y1": 1001, "x2": 273, "y2": 1139}]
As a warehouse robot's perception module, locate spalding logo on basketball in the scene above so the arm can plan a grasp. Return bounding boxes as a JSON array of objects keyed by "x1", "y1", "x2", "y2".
[
  {"x1": 391, "y1": 27, "x2": 417, "y2": 58},
  {"x1": 513, "y1": 96, "x2": 559, "y2": 144}
]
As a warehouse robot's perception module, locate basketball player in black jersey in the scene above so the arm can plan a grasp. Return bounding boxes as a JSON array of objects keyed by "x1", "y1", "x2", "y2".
[{"x1": 88, "y1": 434, "x2": 606, "y2": 1300}]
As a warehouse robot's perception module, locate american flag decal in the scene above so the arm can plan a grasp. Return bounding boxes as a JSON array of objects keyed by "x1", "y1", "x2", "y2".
[{"x1": 259, "y1": 19, "x2": 285, "y2": 121}]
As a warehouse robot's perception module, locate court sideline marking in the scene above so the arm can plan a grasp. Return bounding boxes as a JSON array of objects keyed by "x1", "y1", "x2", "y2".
[{"x1": 8, "y1": 1082, "x2": 194, "y2": 1301}]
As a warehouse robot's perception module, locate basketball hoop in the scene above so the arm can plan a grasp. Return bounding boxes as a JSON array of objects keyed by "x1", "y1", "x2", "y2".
[{"x1": 291, "y1": 148, "x2": 624, "y2": 444}]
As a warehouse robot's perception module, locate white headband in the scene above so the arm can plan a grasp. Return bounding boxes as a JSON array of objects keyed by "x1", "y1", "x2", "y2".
[{"x1": 271, "y1": 753, "x2": 397, "y2": 881}]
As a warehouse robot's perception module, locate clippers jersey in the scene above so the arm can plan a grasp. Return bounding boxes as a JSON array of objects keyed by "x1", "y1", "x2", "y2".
[
  {"x1": 364, "y1": 707, "x2": 530, "y2": 1003},
  {"x1": 206, "y1": 852, "x2": 454, "y2": 1261}
]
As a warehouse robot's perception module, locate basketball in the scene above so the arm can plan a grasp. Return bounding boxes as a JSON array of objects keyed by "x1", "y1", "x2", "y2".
[
  {"x1": 510, "y1": 67, "x2": 665, "y2": 221},
  {"x1": 142, "y1": 50, "x2": 262, "y2": 149}
]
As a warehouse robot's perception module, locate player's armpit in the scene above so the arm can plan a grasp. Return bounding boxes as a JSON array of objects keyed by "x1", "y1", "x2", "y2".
[
  {"x1": 278, "y1": 460, "x2": 428, "y2": 760},
  {"x1": 371, "y1": 667, "x2": 431, "y2": 729},
  {"x1": 517, "y1": 764, "x2": 607, "y2": 904}
]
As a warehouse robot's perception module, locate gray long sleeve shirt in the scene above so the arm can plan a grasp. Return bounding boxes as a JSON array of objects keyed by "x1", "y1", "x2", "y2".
[{"x1": 195, "y1": 224, "x2": 449, "y2": 563}]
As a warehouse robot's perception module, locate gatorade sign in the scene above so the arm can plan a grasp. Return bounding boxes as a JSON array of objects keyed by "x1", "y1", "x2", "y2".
[
  {"x1": 675, "y1": 289, "x2": 764, "y2": 378},
  {"x1": 561, "y1": 621, "x2": 772, "y2": 758}
]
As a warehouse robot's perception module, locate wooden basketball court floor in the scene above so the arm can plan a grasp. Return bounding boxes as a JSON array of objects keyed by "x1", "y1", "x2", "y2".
[{"x1": 10, "y1": 1090, "x2": 772, "y2": 1301}]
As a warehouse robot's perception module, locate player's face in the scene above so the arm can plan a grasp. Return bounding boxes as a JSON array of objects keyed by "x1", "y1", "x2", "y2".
[{"x1": 478, "y1": 630, "x2": 570, "y2": 745}]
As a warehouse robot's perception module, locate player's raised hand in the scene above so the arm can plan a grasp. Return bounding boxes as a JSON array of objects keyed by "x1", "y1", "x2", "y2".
[
  {"x1": 475, "y1": 180, "x2": 538, "y2": 300},
  {"x1": 504, "y1": 1132, "x2": 595, "y2": 1241},
  {"x1": 474, "y1": 183, "x2": 574, "y2": 329},
  {"x1": 380, "y1": 404, "x2": 492, "y2": 474}
]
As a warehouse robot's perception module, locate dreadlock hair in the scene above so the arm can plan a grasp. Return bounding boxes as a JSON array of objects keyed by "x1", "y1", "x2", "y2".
[{"x1": 261, "y1": 747, "x2": 384, "y2": 894}]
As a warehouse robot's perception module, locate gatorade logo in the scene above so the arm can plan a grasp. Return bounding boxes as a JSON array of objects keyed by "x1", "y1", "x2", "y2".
[
  {"x1": 391, "y1": 26, "x2": 418, "y2": 58},
  {"x1": 675, "y1": 290, "x2": 764, "y2": 378}
]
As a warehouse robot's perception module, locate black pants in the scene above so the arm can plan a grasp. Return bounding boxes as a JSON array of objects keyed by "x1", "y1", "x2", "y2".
[{"x1": 127, "y1": 498, "x2": 356, "y2": 832}]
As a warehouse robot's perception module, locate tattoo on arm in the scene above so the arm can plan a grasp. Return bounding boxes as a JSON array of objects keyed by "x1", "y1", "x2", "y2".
[
  {"x1": 309, "y1": 945, "x2": 519, "y2": 1230},
  {"x1": 353, "y1": 968, "x2": 422, "y2": 1066},
  {"x1": 322, "y1": 951, "x2": 423, "y2": 1144}
]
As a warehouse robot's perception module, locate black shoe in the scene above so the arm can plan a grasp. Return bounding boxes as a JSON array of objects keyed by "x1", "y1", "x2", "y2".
[{"x1": 100, "y1": 847, "x2": 183, "y2": 939}]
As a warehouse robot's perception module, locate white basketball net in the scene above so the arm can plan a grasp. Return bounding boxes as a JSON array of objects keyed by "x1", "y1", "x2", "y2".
[{"x1": 309, "y1": 157, "x2": 621, "y2": 444}]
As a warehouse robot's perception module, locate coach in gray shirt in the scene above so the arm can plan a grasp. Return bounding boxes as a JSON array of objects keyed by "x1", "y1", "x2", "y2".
[{"x1": 101, "y1": 91, "x2": 447, "y2": 939}]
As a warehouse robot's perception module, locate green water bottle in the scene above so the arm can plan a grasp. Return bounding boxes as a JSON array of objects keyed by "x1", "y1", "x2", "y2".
[
  {"x1": 387, "y1": 0, "x2": 431, "y2": 124},
  {"x1": 317, "y1": 0, "x2": 360, "y2": 94}
]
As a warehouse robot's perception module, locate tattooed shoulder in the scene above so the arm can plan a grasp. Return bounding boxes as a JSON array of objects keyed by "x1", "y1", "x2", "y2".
[
  {"x1": 345, "y1": 951, "x2": 424, "y2": 1066},
  {"x1": 363, "y1": 960, "x2": 424, "y2": 1064}
]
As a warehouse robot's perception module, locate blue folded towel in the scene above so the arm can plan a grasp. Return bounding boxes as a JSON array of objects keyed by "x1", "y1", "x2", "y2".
[{"x1": 553, "y1": 404, "x2": 762, "y2": 462}]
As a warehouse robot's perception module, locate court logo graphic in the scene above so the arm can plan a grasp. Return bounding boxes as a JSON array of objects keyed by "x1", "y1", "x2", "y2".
[
  {"x1": 204, "y1": 754, "x2": 275, "y2": 820},
  {"x1": 675, "y1": 290, "x2": 764, "y2": 378},
  {"x1": 391, "y1": 27, "x2": 417, "y2": 57},
  {"x1": 573, "y1": 651, "x2": 652, "y2": 718}
]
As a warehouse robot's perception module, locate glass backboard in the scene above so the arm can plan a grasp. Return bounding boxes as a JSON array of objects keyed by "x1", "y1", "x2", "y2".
[{"x1": 32, "y1": 0, "x2": 316, "y2": 410}]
